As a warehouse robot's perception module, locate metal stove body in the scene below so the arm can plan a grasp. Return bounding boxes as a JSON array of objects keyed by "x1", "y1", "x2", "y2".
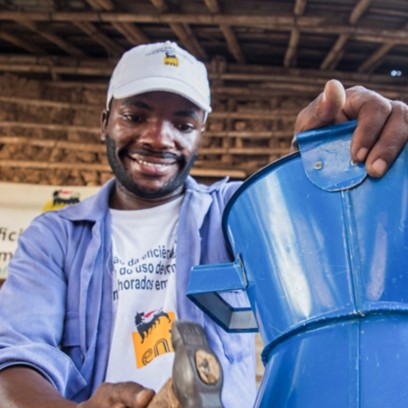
[{"x1": 187, "y1": 121, "x2": 408, "y2": 407}]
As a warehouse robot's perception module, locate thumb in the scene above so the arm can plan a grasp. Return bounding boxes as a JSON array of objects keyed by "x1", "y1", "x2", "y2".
[{"x1": 294, "y1": 79, "x2": 347, "y2": 135}]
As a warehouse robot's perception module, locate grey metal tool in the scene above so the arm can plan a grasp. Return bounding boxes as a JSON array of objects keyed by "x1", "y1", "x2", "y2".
[
  {"x1": 171, "y1": 321, "x2": 223, "y2": 408},
  {"x1": 149, "y1": 320, "x2": 224, "y2": 408}
]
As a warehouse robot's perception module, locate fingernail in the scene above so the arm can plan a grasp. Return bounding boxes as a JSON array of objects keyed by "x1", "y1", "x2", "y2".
[
  {"x1": 372, "y1": 158, "x2": 388, "y2": 177},
  {"x1": 356, "y1": 147, "x2": 368, "y2": 162}
]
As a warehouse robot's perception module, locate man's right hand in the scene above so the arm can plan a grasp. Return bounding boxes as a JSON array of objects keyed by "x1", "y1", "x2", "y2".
[
  {"x1": 78, "y1": 381, "x2": 155, "y2": 408},
  {"x1": 0, "y1": 366, "x2": 155, "y2": 408}
]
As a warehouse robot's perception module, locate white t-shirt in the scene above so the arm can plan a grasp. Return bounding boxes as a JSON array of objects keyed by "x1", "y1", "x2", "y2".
[{"x1": 105, "y1": 196, "x2": 183, "y2": 391}]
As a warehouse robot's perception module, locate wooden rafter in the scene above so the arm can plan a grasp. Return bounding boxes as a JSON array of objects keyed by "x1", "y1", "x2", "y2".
[
  {"x1": 284, "y1": 27, "x2": 300, "y2": 67},
  {"x1": 203, "y1": 0, "x2": 245, "y2": 63},
  {"x1": 149, "y1": 0, "x2": 207, "y2": 60},
  {"x1": 84, "y1": 0, "x2": 149, "y2": 47},
  {"x1": 284, "y1": 0, "x2": 307, "y2": 67},
  {"x1": 72, "y1": 21, "x2": 124, "y2": 56},
  {"x1": 149, "y1": 0, "x2": 168, "y2": 13},
  {"x1": 0, "y1": 31, "x2": 45, "y2": 54},
  {"x1": 294, "y1": 0, "x2": 307, "y2": 16},
  {"x1": 168, "y1": 22, "x2": 208, "y2": 61},
  {"x1": 1, "y1": 11, "x2": 407, "y2": 46},
  {"x1": 111, "y1": 22, "x2": 149, "y2": 45},
  {"x1": 358, "y1": 21, "x2": 408, "y2": 73},
  {"x1": 14, "y1": 18, "x2": 84, "y2": 57},
  {"x1": 358, "y1": 43, "x2": 396, "y2": 73},
  {"x1": 0, "y1": 56, "x2": 407, "y2": 99},
  {"x1": 320, "y1": 0, "x2": 373, "y2": 70}
]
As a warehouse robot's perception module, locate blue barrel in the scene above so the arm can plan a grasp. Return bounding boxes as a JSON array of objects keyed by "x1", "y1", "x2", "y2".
[{"x1": 187, "y1": 121, "x2": 408, "y2": 407}]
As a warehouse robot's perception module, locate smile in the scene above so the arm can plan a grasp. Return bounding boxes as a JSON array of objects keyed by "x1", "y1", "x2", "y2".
[
  {"x1": 128, "y1": 152, "x2": 177, "y2": 164},
  {"x1": 124, "y1": 152, "x2": 180, "y2": 177},
  {"x1": 137, "y1": 157, "x2": 171, "y2": 169}
]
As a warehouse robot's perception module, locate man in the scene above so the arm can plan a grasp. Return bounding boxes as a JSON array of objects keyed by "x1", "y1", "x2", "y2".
[{"x1": 0, "y1": 41, "x2": 406, "y2": 408}]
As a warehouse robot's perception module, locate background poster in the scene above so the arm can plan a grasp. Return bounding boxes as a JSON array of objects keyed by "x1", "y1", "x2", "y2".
[{"x1": 0, "y1": 182, "x2": 100, "y2": 280}]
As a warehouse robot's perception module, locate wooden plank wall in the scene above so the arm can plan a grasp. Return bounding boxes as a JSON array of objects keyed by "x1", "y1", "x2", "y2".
[{"x1": 0, "y1": 73, "x2": 312, "y2": 185}]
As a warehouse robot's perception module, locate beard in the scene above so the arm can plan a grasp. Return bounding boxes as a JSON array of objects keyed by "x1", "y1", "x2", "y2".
[{"x1": 105, "y1": 135, "x2": 197, "y2": 199}]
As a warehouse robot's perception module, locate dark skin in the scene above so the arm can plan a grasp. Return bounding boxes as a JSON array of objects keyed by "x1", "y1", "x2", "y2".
[
  {"x1": 0, "y1": 81, "x2": 406, "y2": 408},
  {"x1": 294, "y1": 80, "x2": 408, "y2": 177},
  {"x1": 101, "y1": 91, "x2": 206, "y2": 211}
]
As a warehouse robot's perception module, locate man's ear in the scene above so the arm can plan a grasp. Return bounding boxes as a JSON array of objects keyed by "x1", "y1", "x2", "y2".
[{"x1": 100, "y1": 110, "x2": 109, "y2": 142}]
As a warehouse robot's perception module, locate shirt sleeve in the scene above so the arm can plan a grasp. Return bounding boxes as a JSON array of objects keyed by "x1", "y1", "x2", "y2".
[{"x1": 0, "y1": 212, "x2": 87, "y2": 398}]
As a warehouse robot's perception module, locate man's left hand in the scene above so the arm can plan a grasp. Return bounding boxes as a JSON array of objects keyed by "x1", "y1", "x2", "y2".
[{"x1": 294, "y1": 79, "x2": 408, "y2": 178}]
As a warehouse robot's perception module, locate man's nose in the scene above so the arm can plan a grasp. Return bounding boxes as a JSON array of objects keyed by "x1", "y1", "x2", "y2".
[{"x1": 140, "y1": 119, "x2": 175, "y2": 149}]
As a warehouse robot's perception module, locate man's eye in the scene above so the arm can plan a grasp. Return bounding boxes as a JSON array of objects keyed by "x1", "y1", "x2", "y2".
[
  {"x1": 123, "y1": 114, "x2": 144, "y2": 123},
  {"x1": 176, "y1": 123, "x2": 195, "y2": 133}
]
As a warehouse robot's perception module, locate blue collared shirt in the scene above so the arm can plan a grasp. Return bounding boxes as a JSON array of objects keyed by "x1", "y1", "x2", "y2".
[{"x1": 0, "y1": 176, "x2": 256, "y2": 407}]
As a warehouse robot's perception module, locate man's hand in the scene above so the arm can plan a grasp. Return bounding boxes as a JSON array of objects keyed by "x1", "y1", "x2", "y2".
[
  {"x1": 78, "y1": 382, "x2": 155, "y2": 408},
  {"x1": 294, "y1": 79, "x2": 408, "y2": 178},
  {"x1": 0, "y1": 366, "x2": 155, "y2": 408}
]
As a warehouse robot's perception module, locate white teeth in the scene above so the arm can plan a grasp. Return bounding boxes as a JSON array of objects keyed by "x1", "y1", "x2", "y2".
[
  {"x1": 138, "y1": 159, "x2": 168, "y2": 168},
  {"x1": 127, "y1": 153, "x2": 175, "y2": 169}
]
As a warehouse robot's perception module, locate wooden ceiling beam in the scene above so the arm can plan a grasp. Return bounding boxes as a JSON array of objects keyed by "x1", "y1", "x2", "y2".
[
  {"x1": 2, "y1": 11, "x2": 407, "y2": 45},
  {"x1": 149, "y1": 0, "x2": 168, "y2": 13},
  {"x1": 320, "y1": 0, "x2": 373, "y2": 70},
  {"x1": 294, "y1": 0, "x2": 307, "y2": 16},
  {"x1": 0, "y1": 31, "x2": 46, "y2": 54},
  {"x1": 320, "y1": 34, "x2": 348, "y2": 70},
  {"x1": 149, "y1": 0, "x2": 207, "y2": 60},
  {"x1": 1, "y1": 54, "x2": 407, "y2": 86},
  {"x1": 72, "y1": 21, "x2": 124, "y2": 56},
  {"x1": 92, "y1": 0, "x2": 115, "y2": 10},
  {"x1": 1, "y1": 57, "x2": 407, "y2": 99},
  {"x1": 358, "y1": 42, "x2": 396, "y2": 74},
  {"x1": 219, "y1": 25, "x2": 245, "y2": 64},
  {"x1": 203, "y1": 0, "x2": 220, "y2": 13},
  {"x1": 204, "y1": 0, "x2": 245, "y2": 63},
  {"x1": 358, "y1": 21, "x2": 408, "y2": 73},
  {"x1": 15, "y1": 19, "x2": 85, "y2": 57},
  {"x1": 111, "y1": 22, "x2": 149, "y2": 45},
  {"x1": 284, "y1": 0, "x2": 307, "y2": 67},
  {"x1": 0, "y1": 11, "x2": 331, "y2": 26},
  {"x1": 170, "y1": 23, "x2": 208, "y2": 60},
  {"x1": 84, "y1": 0, "x2": 114, "y2": 11},
  {"x1": 84, "y1": 0, "x2": 149, "y2": 47},
  {"x1": 284, "y1": 27, "x2": 300, "y2": 67},
  {"x1": 349, "y1": 0, "x2": 374, "y2": 24}
]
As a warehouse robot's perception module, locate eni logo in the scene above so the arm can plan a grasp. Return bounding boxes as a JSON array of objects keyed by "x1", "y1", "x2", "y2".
[
  {"x1": 132, "y1": 309, "x2": 176, "y2": 368},
  {"x1": 42, "y1": 189, "x2": 80, "y2": 212},
  {"x1": 164, "y1": 51, "x2": 179, "y2": 66}
]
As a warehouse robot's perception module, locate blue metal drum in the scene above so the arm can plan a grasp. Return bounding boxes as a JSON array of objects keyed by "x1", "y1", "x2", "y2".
[{"x1": 187, "y1": 121, "x2": 408, "y2": 407}]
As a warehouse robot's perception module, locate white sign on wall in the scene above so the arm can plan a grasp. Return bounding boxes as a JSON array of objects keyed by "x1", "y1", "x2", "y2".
[{"x1": 0, "y1": 182, "x2": 100, "y2": 279}]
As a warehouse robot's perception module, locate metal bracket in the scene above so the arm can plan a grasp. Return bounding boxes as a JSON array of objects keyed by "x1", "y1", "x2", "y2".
[
  {"x1": 295, "y1": 120, "x2": 367, "y2": 192},
  {"x1": 187, "y1": 257, "x2": 258, "y2": 333}
]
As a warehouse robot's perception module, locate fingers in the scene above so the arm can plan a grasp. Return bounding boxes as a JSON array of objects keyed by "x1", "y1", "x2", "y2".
[
  {"x1": 294, "y1": 80, "x2": 408, "y2": 178},
  {"x1": 294, "y1": 79, "x2": 347, "y2": 134},
  {"x1": 343, "y1": 86, "x2": 408, "y2": 177},
  {"x1": 343, "y1": 86, "x2": 392, "y2": 162},
  {"x1": 134, "y1": 388, "x2": 156, "y2": 407},
  {"x1": 79, "y1": 382, "x2": 155, "y2": 408}
]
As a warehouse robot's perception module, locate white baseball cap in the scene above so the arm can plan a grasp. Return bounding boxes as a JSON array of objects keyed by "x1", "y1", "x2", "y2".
[{"x1": 106, "y1": 41, "x2": 212, "y2": 113}]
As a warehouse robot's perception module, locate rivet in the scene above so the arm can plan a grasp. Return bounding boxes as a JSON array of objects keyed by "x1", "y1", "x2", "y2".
[{"x1": 314, "y1": 161, "x2": 324, "y2": 170}]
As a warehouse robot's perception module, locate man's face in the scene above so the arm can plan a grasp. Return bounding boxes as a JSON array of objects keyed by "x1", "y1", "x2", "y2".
[{"x1": 101, "y1": 91, "x2": 205, "y2": 207}]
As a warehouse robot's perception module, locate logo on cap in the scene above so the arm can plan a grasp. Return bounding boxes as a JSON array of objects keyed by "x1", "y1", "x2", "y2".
[{"x1": 164, "y1": 50, "x2": 179, "y2": 67}]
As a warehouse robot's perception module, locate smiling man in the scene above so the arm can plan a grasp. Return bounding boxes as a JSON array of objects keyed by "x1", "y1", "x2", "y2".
[
  {"x1": 0, "y1": 41, "x2": 407, "y2": 408},
  {"x1": 103, "y1": 91, "x2": 205, "y2": 207}
]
